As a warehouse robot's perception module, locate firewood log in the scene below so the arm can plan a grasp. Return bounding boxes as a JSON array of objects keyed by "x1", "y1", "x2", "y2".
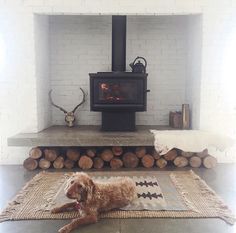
[
  {"x1": 64, "y1": 159, "x2": 75, "y2": 169},
  {"x1": 173, "y1": 156, "x2": 188, "y2": 167},
  {"x1": 44, "y1": 148, "x2": 59, "y2": 162},
  {"x1": 66, "y1": 148, "x2": 80, "y2": 161},
  {"x1": 93, "y1": 157, "x2": 104, "y2": 169},
  {"x1": 29, "y1": 147, "x2": 42, "y2": 159},
  {"x1": 181, "y1": 151, "x2": 195, "y2": 158},
  {"x1": 189, "y1": 156, "x2": 202, "y2": 168},
  {"x1": 53, "y1": 156, "x2": 64, "y2": 169},
  {"x1": 100, "y1": 149, "x2": 114, "y2": 162},
  {"x1": 163, "y1": 149, "x2": 178, "y2": 161},
  {"x1": 78, "y1": 155, "x2": 93, "y2": 170},
  {"x1": 39, "y1": 158, "x2": 51, "y2": 169},
  {"x1": 111, "y1": 146, "x2": 123, "y2": 156},
  {"x1": 141, "y1": 154, "x2": 154, "y2": 168},
  {"x1": 23, "y1": 158, "x2": 38, "y2": 170},
  {"x1": 196, "y1": 149, "x2": 209, "y2": 158},
  {"x1": 152, "y1": 149, "x2": 161, "y2": 160},
  {"x1": 203, "y1": 155, "x2": 217, "y2": 169},
  {"x1": 135, "y1": 147, "x2": 146, "y2": 158},
  {"x1": 86, "y1": 148, "x2": 96, "y2": 158},
  {"x1": 123, "y1": 152, "x2": 139, "y2": 168},
  {"x1": 156, "y1": 158, "x2": 167, "y2": 168},
  {"x1": 110, "y1": 158, "x2": 123, "y2": 169}
]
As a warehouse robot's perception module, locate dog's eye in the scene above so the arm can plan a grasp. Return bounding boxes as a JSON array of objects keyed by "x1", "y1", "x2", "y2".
[{"x1": 70, "y1": 180, "x2": 74, "y2": 184}]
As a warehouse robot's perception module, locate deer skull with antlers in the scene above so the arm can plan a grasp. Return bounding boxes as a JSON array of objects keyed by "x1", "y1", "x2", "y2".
[{"x1": 49, "y1": 88, "x2": 86, "y2": 127}]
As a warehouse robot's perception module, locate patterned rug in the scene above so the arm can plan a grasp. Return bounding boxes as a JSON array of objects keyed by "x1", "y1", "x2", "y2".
[
  {"x1": 54, "y1": 174, "x2": 185, "y2": 212},
  {"x1": 0, "y1": 170, "x2": 235, "y2": 225}
]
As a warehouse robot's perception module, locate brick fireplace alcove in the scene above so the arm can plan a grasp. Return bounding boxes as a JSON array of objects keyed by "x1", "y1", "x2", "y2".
[
  {"x1": 34, "y1": 14, "x2": 202, "y2": 130},
  {"x1": 7, "y1": 13, "x2": 205, "y2": 169}
]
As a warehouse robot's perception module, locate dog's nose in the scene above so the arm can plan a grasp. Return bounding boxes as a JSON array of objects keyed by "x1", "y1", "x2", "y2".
[{"x1": 66, "y1": 192, "x2": 72, "y2": 198}]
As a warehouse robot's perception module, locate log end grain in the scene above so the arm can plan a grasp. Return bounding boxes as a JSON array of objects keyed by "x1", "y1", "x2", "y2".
[
  {"x1": 203, "y1": 155, "x2": 217, "y2": 169},
  {"x1": 123, "y1": 152, "x2": 139, "y2": 168},
  {"x1": 141, "y1": 154, "x2": 154, "y2": 168},
  {"x1": 53, "y1": 156, "x2": 64, "y2": 169},
  {"x1": 156, "y1": 158, "x2": 167, "y2": 169},
  {"x1": 181, "y1": 151, "x2": 195, "y2": 158},
  {"x1": 100, "y1": 149, "x2": 114, "y2": 162},
  {"x1": 23, "y1": 158, "x2": 38, "y2": 170},
  {"x1": 135, "y1": 147, "x2": 147, "y2": 158},
  {"x1": 44, "y1": 149, "x2": 58, "y2": 162},
  {"x1": 29, "y1": 147, "x2": 42, "y2": 159},
  {"x1": 93, "y1": 157, "x2": 104, "y2": 169},
  {"x1": 152, "y1": 149, "x2": 161, "y2": 160},
  {"x1": 86, "y1": 148, "x2": 96, "y2": 158},
  {"x1": 189, "y1": 156, "x2": 202, "y2": 168},
  {"x1": 111, "y1": 146, "x2": 123, "y2": 156},
  {"x1": 173, "y1": 156, "x2": 188, "y2": 167},
  {"x1": 163, "y1": 149, "x2": 178, "y2": 161},
  {"x1": 66, "y1": 148, "x2": 80, "y2": 161},
  {"x1": 39, "y1": 158, "x2": 51, "y2": 169},
  {"x1": 64, "y1": 159, "x2": 75, "y2": 169},
  {"x1": 110, "y1": 158, "x2": 123, "y2": 169},
  {"x1": 78, "y1": 155, "x2": 93, "y2": 170}
]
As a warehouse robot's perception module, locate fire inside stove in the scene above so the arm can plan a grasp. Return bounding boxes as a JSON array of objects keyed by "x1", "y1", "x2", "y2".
[{"x1": 99, "y1": 82, "x2": 137, "y2": 102}]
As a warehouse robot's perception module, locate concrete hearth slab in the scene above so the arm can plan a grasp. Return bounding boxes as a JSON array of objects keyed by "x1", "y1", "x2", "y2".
[{"x1": 8, "y1": 125, "x2": 172, "y2": 147}]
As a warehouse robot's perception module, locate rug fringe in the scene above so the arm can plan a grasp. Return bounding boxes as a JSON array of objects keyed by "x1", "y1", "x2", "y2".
[
  {"x1": 0, "y1": 171, "x2": 44, "y2": 222},
  {"x1": 170, "y1": 170, "x2": 236, "y2": 225},
  {"x1": 169, "y1": 172, "x2": 200, "y2": 213},
  {"x1": 189, "y1": 170, "x2": 236, "y2": 225}
]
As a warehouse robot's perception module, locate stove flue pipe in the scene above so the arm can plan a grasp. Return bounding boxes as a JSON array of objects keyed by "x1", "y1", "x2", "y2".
[{"x1": 112, "y1": 16, "x2": 126, "y2": 72}]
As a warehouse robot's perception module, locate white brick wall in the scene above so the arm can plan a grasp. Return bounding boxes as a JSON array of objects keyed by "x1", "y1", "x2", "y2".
[
  {"x1": 127, "y1": 16, "x2": 188, "y2": 125},
  {"x1": 35, "y1": 15, "x2": 51, "y2": 131},
  {"x1": 0, "y1": 0, "x2": 236, "y2": 163},
  {"x1": 185, "y1": 15, "x2": 202, "y2": 129},
  {"x1": 50, "y1": 15, "x2": 189, "y2": 126},
  {"x1": 50, "y1": 15, "x2": 111, "y2": 125}
]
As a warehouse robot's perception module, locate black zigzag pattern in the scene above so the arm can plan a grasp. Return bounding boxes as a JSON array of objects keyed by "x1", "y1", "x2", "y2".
[
  {"x1": 137, "y1": 192, "x2": 163, "y2": 200},
  {"x1": 135, "y1": 181, "x2": 158, "y2": 187}
]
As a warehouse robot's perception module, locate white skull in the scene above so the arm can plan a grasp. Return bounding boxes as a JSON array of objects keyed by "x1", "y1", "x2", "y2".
[{"x1": 65, "y1": 112, "x2": 76, "y2": 127}]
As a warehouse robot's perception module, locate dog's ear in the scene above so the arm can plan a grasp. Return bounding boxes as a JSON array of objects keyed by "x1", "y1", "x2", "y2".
[
  {"x1": 80, "y1": 185, "x2": 88, "y2": 201},
  {"x1": 88, "y1": 177, "x2": 95, "y2": 188},
  {"x1": 84, "y1": 177, "x2": 95, "y2": 202}
]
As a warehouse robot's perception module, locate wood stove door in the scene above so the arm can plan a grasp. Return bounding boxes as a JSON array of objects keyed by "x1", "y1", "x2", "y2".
[{"x1": 93, "y1": 78, "x2": 144, "y2": 104}]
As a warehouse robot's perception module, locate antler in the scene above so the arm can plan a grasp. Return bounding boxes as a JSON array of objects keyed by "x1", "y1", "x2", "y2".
[
  {"x1": 49, "y1": 90, "x2": 68, "y2": 114},
  {"x1": 72, "y1": 88, "x2": 86, "y2": 113}
]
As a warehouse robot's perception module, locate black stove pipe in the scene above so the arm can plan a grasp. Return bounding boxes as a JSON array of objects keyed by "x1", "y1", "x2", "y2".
[{"x1": 112, "y1": 16, "x2": 126, "y2": 72}]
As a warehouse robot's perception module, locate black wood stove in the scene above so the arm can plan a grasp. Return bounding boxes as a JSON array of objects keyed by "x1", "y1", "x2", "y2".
[{"x1": 89, "y1": 16, "x2": 149, "y2": 131}]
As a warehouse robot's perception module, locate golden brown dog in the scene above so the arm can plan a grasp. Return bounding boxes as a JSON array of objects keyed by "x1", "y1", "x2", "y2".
[{"x1": 51, "y1": 172, "x2": 137, "y2": 233}]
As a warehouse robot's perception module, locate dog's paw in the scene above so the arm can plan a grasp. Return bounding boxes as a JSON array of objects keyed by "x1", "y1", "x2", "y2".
[
  {"x1": 51, "y1": 208, "x2": 60, "y2": 214},
  {"x1": 58, "y1": 227, "x2": 70, "y2": 233}
]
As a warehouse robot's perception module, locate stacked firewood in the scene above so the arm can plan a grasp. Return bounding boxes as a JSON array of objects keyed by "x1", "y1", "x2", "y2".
[{"x1": 23, "y1": 146, "x2": 217, "y2": 171}]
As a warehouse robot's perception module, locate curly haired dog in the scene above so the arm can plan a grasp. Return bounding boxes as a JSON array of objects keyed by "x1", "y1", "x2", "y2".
[{"x1": 51, "y1": 172, "x2": 137, "y2": 233}]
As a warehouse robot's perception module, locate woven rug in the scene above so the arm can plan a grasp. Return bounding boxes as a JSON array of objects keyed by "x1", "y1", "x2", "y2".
[{"x1": 0, "y1": 170, "x2": 235, "y2": 225}]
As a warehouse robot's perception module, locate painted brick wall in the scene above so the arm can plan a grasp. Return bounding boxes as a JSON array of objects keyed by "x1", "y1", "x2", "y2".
[
  {"x1": 127, "y1": 16, "x2": 188, "y2": 125},
  {"x1": 49, "y1": 15, "x2": 111, "y2": 126},
  {"x1": 185, "y1": 15, "x2": 202, "y2": 129},
  {"x1": 50, "y1": 15, "x2": 189, "y2": 126},
  {"x1": 35, "y1": 15, "x2": 51, "y2": 131}
]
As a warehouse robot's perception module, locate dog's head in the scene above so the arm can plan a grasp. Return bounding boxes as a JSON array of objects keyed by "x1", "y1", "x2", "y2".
[{"x1": 65, "y1": 172, "x2": 94, "y2": 202}]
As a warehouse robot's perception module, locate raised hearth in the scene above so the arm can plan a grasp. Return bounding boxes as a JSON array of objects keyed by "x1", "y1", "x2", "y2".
[{"x1": 8, "y1": 125, "x2": 171, "y2": 147}]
